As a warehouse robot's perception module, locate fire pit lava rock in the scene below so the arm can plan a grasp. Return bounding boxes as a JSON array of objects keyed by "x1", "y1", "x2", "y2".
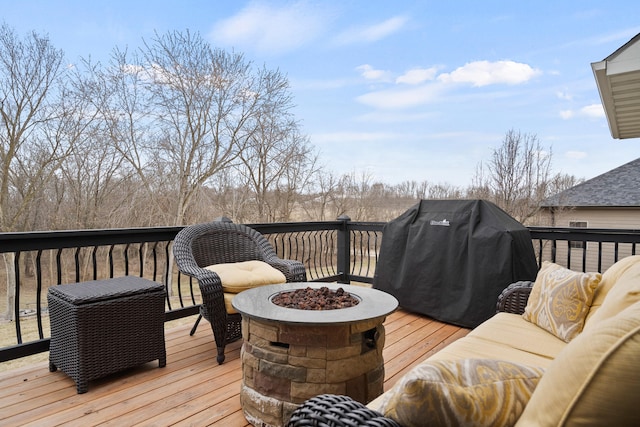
[{"x1": 271, "y1": 286, "x2": 359, "y2": 310}]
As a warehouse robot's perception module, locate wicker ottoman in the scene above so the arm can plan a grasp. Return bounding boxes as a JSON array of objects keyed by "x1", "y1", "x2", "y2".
[{"x1": 48, "y1": 276, "x2": 167, "y2": 393}]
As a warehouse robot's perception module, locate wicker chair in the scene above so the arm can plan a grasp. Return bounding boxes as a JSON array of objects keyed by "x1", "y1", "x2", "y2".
[
  {"x1": 287, "y1": 394, "x2": 401, "y2": 427},
  {"x1": 172, "y1": 218, "x2": 307, "y2": 364},
  {"x1": 496, "y1": 280, "x2": 534, "y2": 314}
]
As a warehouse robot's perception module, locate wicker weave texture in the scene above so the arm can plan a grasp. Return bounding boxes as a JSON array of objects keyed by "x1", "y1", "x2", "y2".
[
  {"x1": 287, "y1": 394, "x2": 401, "y2": 427},
  {"x1": 496, "y1": 280, "x2": 534, "y2": 314},
  {"x1": 172, "y1": 220, "x2": 307, "y2": 364},
  {"x1": 48, "y1": 277, "x2": 166, "y2": 394}
]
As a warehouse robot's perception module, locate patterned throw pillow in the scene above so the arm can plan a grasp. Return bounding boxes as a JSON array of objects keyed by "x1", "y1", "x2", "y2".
[
  {"x1": 377, "y1": 359, "x2": 544, "y2": 427},
  {"x1": 523, "y1": 261, "x2": 601, "y2": 342}
]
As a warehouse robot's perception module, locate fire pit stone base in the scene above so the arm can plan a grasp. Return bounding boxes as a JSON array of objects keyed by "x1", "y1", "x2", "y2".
[{"x1": 240, "y1": 316, "x2": 386, "y2": 427}]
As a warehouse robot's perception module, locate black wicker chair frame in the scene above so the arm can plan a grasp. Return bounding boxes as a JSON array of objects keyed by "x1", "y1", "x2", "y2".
[
  {"x1": 496, "y1": 280, "x2": 534, "y2": 314},
  {"x1": 173, "y1": 219, "x2": 307, "y2": 364},
  {"x1": 287, "y1": 281, "x2": 534, "y2": 426},
  {"x1": 287, "y1": 394, "x2": 402, "y2": 427}
]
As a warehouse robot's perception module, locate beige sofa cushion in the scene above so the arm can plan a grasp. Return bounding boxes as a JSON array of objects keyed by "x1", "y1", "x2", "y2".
[
  {"x1": 469, "y1": 312, "x2": 566, "y2": 361},
  {"x1": 523, "y1": 261, "x2": 601, "y2": 342},
  {"x1": 588, "y1": 255, "x2": 640, "y2": 311},
  {"x1": 516, "y1": 301, "x2": 640, "y2": 426},
  {"x1": 377, "y1": 358, "x2": 544, "y2": 427},
  {"x1": 204, "y1": 260, "x2": 286, "y2": 293},
  {"x1": 427, "y1": 335, "x2": 557, "y2": 369},
  {"x1": 426, "y1": 312, "x2": 565, "y2": 369},
  {"x1": 584, "y1": 256, "x2": 640, "y2": 330}
]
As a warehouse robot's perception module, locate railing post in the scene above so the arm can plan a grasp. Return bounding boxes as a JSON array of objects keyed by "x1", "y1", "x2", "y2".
[{"x1": 336, "y1": 215, "x2": 351, "y2": 284}]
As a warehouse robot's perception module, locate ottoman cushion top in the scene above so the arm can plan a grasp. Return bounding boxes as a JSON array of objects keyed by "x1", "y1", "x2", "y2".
[{"x1": 48, "y1": 276, "x2": 164, "y2": 304}]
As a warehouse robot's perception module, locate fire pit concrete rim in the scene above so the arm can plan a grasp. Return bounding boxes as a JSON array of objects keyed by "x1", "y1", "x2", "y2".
[{"x1": 232, "y1": 282, "x2": 398, "y2": 325}]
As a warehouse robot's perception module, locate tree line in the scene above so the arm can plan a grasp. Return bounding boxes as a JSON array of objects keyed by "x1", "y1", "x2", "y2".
[{"x1": 0, "y1": 24, "x2": 579, "y2": 233}]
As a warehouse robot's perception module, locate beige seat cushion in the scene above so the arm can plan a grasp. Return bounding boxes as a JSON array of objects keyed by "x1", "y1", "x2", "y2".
[
  {"x1": 516, "y1": 301, "x2": 640, "y2": 426},
  {"x1": 377, "y1": 358, "x2": 544, "y2": 427},
  {"x1": 522, "y1": 261, "x2": 601, "y2": 342},
  {"x1": 584, "y1": 256, "x2": 640, "y2": 330},
  {"x1": 469, "y1": 312, "x2": 566, "y2": 361},
  {"x1": 428, "y1": 335, "x2": 558, "y2": 369},
  {"x1": 224, "y1": 292, "x2": 238, "y2": 314},
  {"x1": 204, "y1": 260, "x2": 287, "y2": 314},
  {"x1": 204, "y1": 260, "x2": 286, "y2": 293}
]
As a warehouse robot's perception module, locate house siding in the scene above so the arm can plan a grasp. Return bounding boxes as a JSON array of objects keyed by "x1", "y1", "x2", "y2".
[{"x1": 537, "y1": 207, "x2": 640, "y2": 272}]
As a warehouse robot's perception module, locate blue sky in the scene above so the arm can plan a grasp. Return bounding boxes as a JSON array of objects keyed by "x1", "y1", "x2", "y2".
[{"x1": 4, "y1": 1, "x2": 640, "y2": 187}]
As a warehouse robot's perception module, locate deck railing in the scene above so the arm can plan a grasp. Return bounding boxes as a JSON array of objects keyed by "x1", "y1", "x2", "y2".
[{"x1": 1, "y1": 218, "x2": 639, "y2": 362}]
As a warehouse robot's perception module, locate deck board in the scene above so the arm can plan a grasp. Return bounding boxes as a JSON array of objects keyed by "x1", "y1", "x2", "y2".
[{"x1": 0, "y1": 310, "x2": 469, "y2": 426}]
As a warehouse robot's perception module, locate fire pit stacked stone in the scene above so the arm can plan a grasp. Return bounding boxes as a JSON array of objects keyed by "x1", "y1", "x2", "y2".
[{"x1": 232, "y1": 283, "x2": 398, "y2": 427}]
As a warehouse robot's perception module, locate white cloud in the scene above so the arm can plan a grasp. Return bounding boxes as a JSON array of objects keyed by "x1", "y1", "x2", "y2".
[
  {"x1": 334, "y1": 16, "x2": 408, "y2": 45},
  {"x1": 560, "y1": 104, "x2": 604, "y2": 120},
  {"x1": 356, "y1": 84, "x2": 443, "y2": 109},
  {"x1": 438, "y1": 60, "x2": 541, "y2": 87},
  {"x1": 580, "y1": 103, "x2": 605, "y2": 118},
  {"x1": 556, "y1": 90, "x2": 573, "y2": 101},
  {"x1": 560, "y1": 110, "x2": 574, "y2": 120},
  {"x1": 356, "y1": 111, "x2": 436, "y2": 123},
  {"x1": 396, "y1": 67, "x2": 438, "y2": 85},
  {"x1": 356, "y1": 64, "x2": 392, "y2": 81},
  {"x1": 291, "y1": 77, "x2": 351, "y2": 91},
  {"x1": 566, "y1": 151, "x2": 587, "y2": 159},
  {"x1": 313, "y1": 131, "x2": 399, "y2": 144},
  {"x1": 209, "y1": 1, "x2": 328, "y2": 55}
]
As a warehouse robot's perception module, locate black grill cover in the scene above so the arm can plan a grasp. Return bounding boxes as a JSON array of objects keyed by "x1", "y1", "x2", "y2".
[{"x1": 373, "y1": 199, "x2": 538, "y2": 328}]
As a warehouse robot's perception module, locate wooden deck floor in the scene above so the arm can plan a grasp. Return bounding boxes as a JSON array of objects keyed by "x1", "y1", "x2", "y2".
[{"x1": 0, "y1": 310, "x2": 469, "y2": 426}]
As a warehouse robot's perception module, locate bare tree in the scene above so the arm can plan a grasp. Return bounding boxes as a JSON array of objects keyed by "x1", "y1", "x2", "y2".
[
  {"x1": 273, "y1": 135, "x2": 319, "y2": 221},
  {"x1": 84, "y1": 31, "x2": 270, "y2": 226},
  {"x1": 237, "y1": 111, "x2": 318, "y2": 222},
  {"x1": 471, "y1": 129, "x2": 554, "y2": 223},
  {"x1": 0, "y1": 24, "x2": 72, "y2": 232},
  {"x1": 303, "y1": 170, "x2": 340, "y2": 221},
  {"x1": 0, "y1": 25, "x2": 84, "y2": 319}
]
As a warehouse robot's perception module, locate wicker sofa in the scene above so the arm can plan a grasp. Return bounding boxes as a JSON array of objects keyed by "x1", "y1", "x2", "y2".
[{"x1": 288, "y1": 255, "x2": 640, "y2": 427}]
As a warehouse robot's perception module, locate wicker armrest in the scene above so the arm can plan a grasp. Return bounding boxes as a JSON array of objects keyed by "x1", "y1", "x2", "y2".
[
  {"x1": 268, "y1": 258, "x2": 307, "y2": 282},
  {"x1": 287, "y1": 394, "x2": 401, "y2": 427},
  {"x1": 496, "y1": 281, "x2": 534, "y2": 314}
]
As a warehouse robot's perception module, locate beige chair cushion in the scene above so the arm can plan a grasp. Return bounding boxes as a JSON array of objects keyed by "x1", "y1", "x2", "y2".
[
  {"x1": 523, "y1": 261, "x2": 601, "y2": 342},
  {"x1": 224, "y1": 292, "x2": 238, "y2": 314},
  {"x1": 204, "y1": 260, "x2": 287, "y2": 314},
  {"x1": 584, "y1": 256, "x2": 640, "y2": 330},
  {"x1": 204, "y1": 260, "x2": 287, "y2": 293},
  {"x1": 377, "y1": 358, "x2": 544, "y2": 427},
  {"x1": 516, "y1": 302, "x2": 640, "y2": 426}
]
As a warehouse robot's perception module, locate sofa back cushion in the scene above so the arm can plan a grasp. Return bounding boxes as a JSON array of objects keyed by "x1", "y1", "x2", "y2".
[
  {"x1": 516, "y1": 301, "x2": 640, "y2": 426},
  {"x1": 584, "y1": 255, "x2": 640, "y2": 330}
]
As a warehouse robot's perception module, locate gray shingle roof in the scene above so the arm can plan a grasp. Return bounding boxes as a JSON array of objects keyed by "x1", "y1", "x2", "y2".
[{"x1": 542, "y1": 157, "x2": 640, "y2": 207}]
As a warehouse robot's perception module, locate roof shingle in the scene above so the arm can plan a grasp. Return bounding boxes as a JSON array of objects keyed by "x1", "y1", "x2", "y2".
[{"x1": 542, "y1": 157, "x2": 640, "y2": 207}]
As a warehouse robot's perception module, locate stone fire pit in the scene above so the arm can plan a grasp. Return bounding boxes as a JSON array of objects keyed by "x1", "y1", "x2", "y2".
[{"x1": 232, "y1": 283, "x2": 398, "y2": 427}]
